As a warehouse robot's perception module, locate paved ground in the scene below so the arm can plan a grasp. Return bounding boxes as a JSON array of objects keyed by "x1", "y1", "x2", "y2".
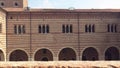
[{"x1": 0, "y1": 61, "x2": 119, "y2": 68}]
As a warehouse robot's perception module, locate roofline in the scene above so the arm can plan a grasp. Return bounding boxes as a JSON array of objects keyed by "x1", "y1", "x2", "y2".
[{"x1": 4, "y1": 8, "x2": 120, "y2": 13}]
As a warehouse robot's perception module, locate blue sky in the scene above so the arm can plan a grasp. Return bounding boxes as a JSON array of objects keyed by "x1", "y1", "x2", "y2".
[{"x1": 28, "y1": 0, "x2": 120, "y2": 9}]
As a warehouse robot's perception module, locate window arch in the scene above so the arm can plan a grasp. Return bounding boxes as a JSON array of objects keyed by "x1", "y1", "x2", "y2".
[
  {"x1": 62, "y1": 24, "x2": 73, "y2": 33},
  {"x1": 114, "y1": 24, "x2": 117, "y2": 32},
  {"x1": 14, "y1": 2, "x2": 19, "y2": 7},
  {"x1": 14, "y1": 25, "x2": 17, "y2": 34},
  {"x1": 9, "y1": 50, "x2": 28, "y2": 61},
  {"x1": 46, "y1": 25, "x2": 49, "y2": 33},
  {"x1": 82, "y1": 47, "x2": 99, "y2": 61},
  {"x1": 43, "y1": 25, "x2": 45, "y2": 33},
  {"x1": 41, "y1": 57, "x2": 48, "y2": 61},
  {"x1": 38, "y1": 24, "x2": 50, "y2": 34},
  {"x1": 66, "y1": 25, "x2": 69, "y2": 33},
  {"x1": 107, "y1": 24, "x2": 110, "y2": 32},
  {"x1": 70, "y1": 24, "x2": 73, "y2": 33},
  {"x1": 62, "y1": 25, "x2": 65, "y2": 33},
  {"x1": 34, "y1": 48, "x2": 53, "y2": 61},
  {"x1": 85, "y1": 25, "x2": 88, "y2": 32},
  {"x1": 59, "y1": 48, "x2": 76, "y2": 61},
  {"x1": 105, "y1": 47, "x2": 119, "y2": 60},
  {"x1": 111, "y1": 24, "x2": 113, "y2": 32},
  {"x1": 107, "y1": 24, "x2": 117, "y2": 33},
  {"x1": 22, "y1": 25, "x2": 25, "y2": 34},
  {"x1": 89, "y1": 25, "x2": 91, "y2": 32},
  {"x1": 0, "y1": 2, "x2": 4, "y2": 6},
  {"x1": 14, "y1": 25, "x2": 25, "y2": 34},
  {"x1": 18, "y1": 25, "x2": 21, "y2": 34},
  {"x1": 85, "y1": 24, "x2": 95, "y2": 33},
  {"x1": 38, "y1": 25, "x2": 41, "y2": 33},
  {"x1": 92, "y1": 24, "x2": 95, "y2": 32}
]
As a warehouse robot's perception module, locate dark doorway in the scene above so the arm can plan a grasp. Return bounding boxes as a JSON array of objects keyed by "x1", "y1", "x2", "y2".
[
  {"x1": 9, "y1": 50, "x2": 28, "y2": 61},
  {"x1": 105, "y1": 47, "x2": 119, "y2": 60},
  {"x1": 59, "y1": 48, "x2": 76, "y2": 61},
  {"x1": 82, "y1": 47, "x2": 99, "y2": 61},
  {"x1": 41, "y1": 57, "x2": 48, "y2": 61},
  {"x1": 35, "y1": 49, "x2": 53, "y2": 61}
]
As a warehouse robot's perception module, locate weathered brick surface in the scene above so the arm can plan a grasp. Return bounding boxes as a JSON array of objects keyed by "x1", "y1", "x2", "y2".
[
  {"x1": 6, "y1": 12, "x2": 120, "y2": 61},
  {"x1": 0, "y1": 0, "x2": 119, "y2": 61}
]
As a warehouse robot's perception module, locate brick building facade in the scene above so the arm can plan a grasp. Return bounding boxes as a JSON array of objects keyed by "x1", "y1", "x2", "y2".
[{"x1": 0, "y1": 0, "x2": 119, "y2": 61}]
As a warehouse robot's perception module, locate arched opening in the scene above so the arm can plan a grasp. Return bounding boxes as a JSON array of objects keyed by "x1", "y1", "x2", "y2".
[
  {"x1": 59, "y1": 48, "x2": 76, "y2": 61},
  {"x1": 34, "y1": 49, "x2": 53, "y2": 61},
  {"x1": 0, "y1": 50, "x2": 4, "y2": 61},
  {"x1": 9, "y1": 50, "x2": 28, "y2": 61},
  {"x1": 82, "y1": 47, "x2": 99, "y2": 61},
  {"x1": 41, "y1": 57, "x2": 48, "y2": 61},
  {"x1": 105, "y1": 47, "x2": 119, "y2": 60}
]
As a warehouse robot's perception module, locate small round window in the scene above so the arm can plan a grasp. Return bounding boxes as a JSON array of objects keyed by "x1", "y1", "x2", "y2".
[
  {"x1": 1, "y1": 2, "x2": 4, "y2": 6},
  {"x1": 10, "y1": 16, "x2": 13, "y2": 19},
  {"x1": 14, "y1": 2, "x2": 18, "y2": 6}
]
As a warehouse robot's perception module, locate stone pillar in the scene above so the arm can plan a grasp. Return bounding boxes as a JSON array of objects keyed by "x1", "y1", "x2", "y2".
[
  {"x1": 76, "y1": 53, "x2": 80, "y2": 60},
  {"x1": 79, "y1": 55, "x2": 82, "y2": 60},
  {"x1": 53, "y1": 56, "x2": 58, "y2": 61},
  {"x1": 28, "y1": 53, "x2": 33, "y2": 61},
  {"x1": 99, "y1": 48, "x2": 105, "y2": 60},
  {"x1": 99, "y1": 55, "x2": 104, "y2": 60}
]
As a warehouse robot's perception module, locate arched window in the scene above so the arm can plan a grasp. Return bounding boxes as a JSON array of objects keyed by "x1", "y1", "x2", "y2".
[
  {"x1": 46, "y1": 25, "x2": 49, "y2": 33},
  {"x1": 14, "y1": 25, "x2": 26, "y2": 34},
  {"x1": 62, "y1": 24, "x2": 73, "y2": 33},
  {"x1": 10, "y1": 50, "x2": 28, "y2": 61},
  {"x1": 92, "y1": 24, "x2": 95, "y2": 32},
  {"x1": 66, "y1": 25, "x2": 69, "y2": 33},
  {"x1": 38, "y1": 24, "x2": 50, "y2": 34},
  {"x1": 107, "y1": 24, "x2": 110, "y2": 32},
  {"x1": 43, "y1": 49, "x2": 47, "y2": 54},
  {"x1": 14, "y1": 2, "x2": 18, "y2": 7},
  {"x1": 59, "y1": 48, "x2": 76, "y2": 61},
  {"x1": 85, "y1": 24, "x2": 95, "y2": 33},
  {"x1": 89, "y1": 25, "x2": 91, "y2": 32},
  {"x1": 114, "y1": 24, "x2": 117, "y2": 32},
  {"x1": 22, "y1": 25, "x2": 25, "y2": 34},
  {"x1": 18, "y1": 25, "x2": 21, "y2": 34},
  {"x1": 1, "y1": 2, "x2": 4, "y2": 6},
  {"x1": 62, "y1": 25, "x2": 65, "y2": 33},
  {"x1": 82, "y1": 47, "x2": 99, "y2": 61},
  {"x1": 105, "y1": 47, "x2": 119, "y2": 60},
  {"x1": 111, "y1": 24, "x2": 113, "y2": 32},
  {"x1": 34, "y1": 49, "x2": 53, "y2": 61},
  {"x1": 38, "y1": 25, "x2": 41, "y2": 33},
  {"x1": 10, "y1": 16, "x2": 13, "y2": 19},
  {"x1": 70, "y1": 24, "x2": 73, "y2": 33},
  {"x1": 14, "y1": 25, "x2": 17, "y2": 34},
  {"x1": 107, "y1": 24, "x2": 117, "y2": 33},
  {"x1": 41, "y1": 57, "x2": 48, "y2": 61},
  {"x1": 85, "y1": 25, "x2": 88, "y2": 32},
  {"x1": 43, "y1": 25, "x2": 45, "y2": 33}
]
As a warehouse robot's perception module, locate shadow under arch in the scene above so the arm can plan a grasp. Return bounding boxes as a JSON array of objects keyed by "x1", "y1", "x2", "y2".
[
  {"x1": 105, "y1": 46, "x2": 119, "y2": 60},
  {"x1": 0, "y1": 50, "x2": 4, "y2": 61},
  {"x1": 59, "y1": 48, "x2": 76, "y2": 61},
  {"x1": 82, "y1": 47, "x2": 99, "y2": 61},
  {"x1": 9, "y1": 49, "x2": 28, "y2": 61},
  {"x1": 34, "y1": 48, "x2": 53, "y2": 61}
]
